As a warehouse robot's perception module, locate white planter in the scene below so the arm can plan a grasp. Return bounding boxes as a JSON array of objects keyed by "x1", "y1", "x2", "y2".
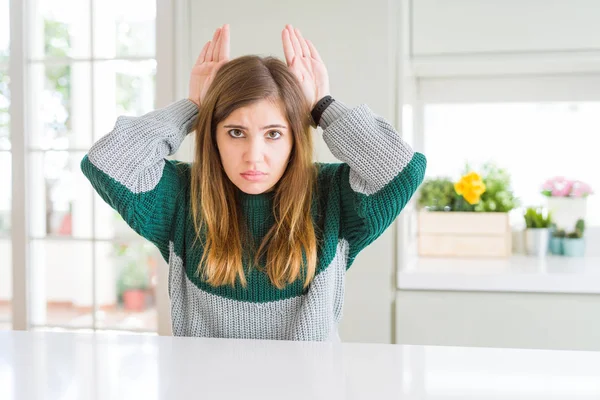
[
  {"x1": 546, "y1": 197, "x2": 587, "y2": 230},
  {"x1": 525, "y1": 228, "x2": 550, "y2": 258}
]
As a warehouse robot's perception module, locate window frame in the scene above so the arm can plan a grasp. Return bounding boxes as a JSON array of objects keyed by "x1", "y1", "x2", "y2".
[{"x1": 9, "y1": 0, "x2": 179, "y2": 332}]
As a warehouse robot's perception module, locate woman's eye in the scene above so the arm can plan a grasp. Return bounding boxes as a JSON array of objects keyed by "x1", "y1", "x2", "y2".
[
  {"x1": 267, "y1": 131, "x2": 282, "y2": 140},
  {"x1": 228, "y1": 129, "x2": 244, "y2": 138}
]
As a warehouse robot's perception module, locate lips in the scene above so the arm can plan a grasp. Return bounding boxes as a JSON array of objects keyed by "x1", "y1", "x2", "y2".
[{"x1": 240, "y1": 171, "x2": 267, "y2": 182}]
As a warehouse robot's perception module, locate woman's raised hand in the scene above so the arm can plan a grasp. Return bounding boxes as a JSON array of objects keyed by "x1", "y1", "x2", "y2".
[
  {"x1": 188, "y1": 24, "x2": 231, "y2": 107},
  {"x1": 281, "y1": 24, "x2": 330, "y2": 110}
]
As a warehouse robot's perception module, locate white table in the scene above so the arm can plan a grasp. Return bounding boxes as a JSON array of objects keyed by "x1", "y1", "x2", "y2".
[{"x1": 1, "y1": 331, "x2": 600, "y2": 399}]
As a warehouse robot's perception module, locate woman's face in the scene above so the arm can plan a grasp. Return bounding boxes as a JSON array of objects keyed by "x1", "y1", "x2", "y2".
[{"x1": 216, "y1": 99, "x2": 293, "y2": 194}]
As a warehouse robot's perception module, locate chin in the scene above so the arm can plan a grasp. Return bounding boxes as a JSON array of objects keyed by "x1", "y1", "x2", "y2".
[{"x1": 236, "y1": 181, "x2": 274, "y2": 195}]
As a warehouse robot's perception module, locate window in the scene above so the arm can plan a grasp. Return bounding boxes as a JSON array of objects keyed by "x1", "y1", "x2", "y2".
[
  {"x1": 3, "y1": 0, "x2": 159, "y2": 332},
  {"x1": 0, "y1": 0, "x2": 11, "y2": 330},
  {"x1": 423, "y1": 102, "x2": 600, "y2": 227}
]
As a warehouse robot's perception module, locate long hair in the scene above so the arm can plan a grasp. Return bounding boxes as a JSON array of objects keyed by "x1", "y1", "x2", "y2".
[{"x1": 190, "y1": 55, "x2": 318, "y2": 290}]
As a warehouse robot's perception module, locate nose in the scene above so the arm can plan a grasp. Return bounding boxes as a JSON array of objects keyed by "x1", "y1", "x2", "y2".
[{"x1": 243, "y1": 137, "x2": 265, "y2": 164}]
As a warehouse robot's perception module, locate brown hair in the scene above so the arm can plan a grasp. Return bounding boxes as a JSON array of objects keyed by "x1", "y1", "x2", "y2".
[{"x1": 190, "y1": 55, "x2": 318, "y2": 289}]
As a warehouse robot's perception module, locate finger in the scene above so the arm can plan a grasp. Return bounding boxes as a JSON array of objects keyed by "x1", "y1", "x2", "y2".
[
  {"x1": 295, "y1": 28, "x2": 311, "y2": 58},
  {"x1": 306, "y1": 39, "x2": 323, "y2": 62},
  {"x1": 287, "y1": 25, "x2": 304, "y2": 58},
  {"x1": 282, "y1": 29, "x2": 295, "y2": 65},
  {"x1": 220, "y1": 24, "x2": 230, "y2": 61},
  {"x1": 196, "y1": 41, "x2": 210, "y2": 64},
  {"x1": 206, "y1": 28, "x2": 221, "y2": 62},
  {"x1": 211, "y1": 28, "x2": 222, "y2": 61}
]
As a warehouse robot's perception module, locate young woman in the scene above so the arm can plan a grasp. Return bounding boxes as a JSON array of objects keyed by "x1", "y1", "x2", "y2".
[{"x1": 81, "y1": 24, "x2": 426, "y2": 341}]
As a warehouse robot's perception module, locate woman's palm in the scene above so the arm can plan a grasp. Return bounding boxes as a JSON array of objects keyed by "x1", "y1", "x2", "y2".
[
  {"x1": 189, "y1": 24, "x2": 231, "y2": 107},
  {"x1": 282, "y1": 25, "x2": 330, "y2": 110}
]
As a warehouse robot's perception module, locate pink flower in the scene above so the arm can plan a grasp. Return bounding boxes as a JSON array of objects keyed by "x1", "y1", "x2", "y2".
[
  {"x1": 570, "y1": 181, "x2": 594, "y2": 197},
  {"x1": 541, "y1": 176, "x2": 593, "y2": 197}
]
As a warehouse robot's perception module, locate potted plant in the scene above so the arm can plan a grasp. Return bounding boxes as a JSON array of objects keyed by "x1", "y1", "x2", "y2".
[
  {"x1": 541, "y1": 177, "x2": 593, "y2": 230},
  {"x1": 523, "y1": 207, "x2": 552, "y2": 257},
  {"x1": 563, "y1": 219, "x2": 586, "y2": 257},
  {"x1": 417, "y1": 162, "x2": 517, "y2": 258},
  {"x1": 549, "y1": 225, "x2": 566, "y2": 255},
  {"x1": 114, "y1": 242, "x2": 151, "y2": 312},
  {"x1": 417, "y1": 177, "x2": 456, "y2": 211}
]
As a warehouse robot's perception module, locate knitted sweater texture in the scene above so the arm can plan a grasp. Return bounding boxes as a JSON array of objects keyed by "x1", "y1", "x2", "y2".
[{"x1": 81, "y1": 98, "x2": 426, "y2": 341}]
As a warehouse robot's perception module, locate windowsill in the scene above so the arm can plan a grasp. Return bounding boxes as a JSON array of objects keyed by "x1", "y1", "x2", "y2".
[{"x1": 397, "y1": 255, "x2": 600, "y2": 294}]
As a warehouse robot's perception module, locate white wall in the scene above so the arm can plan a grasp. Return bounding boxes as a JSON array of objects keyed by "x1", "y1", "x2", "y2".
[
  {"x1": 396, "y1": 290, "x2": 600, "y2": 352},
  {"x1": 180, "y1": 0, "x2": 404, "y2": 343},
  {"x1": 396, "y1": 0, "x2": 600, "y2": 351},
  {"x1": 411, "y1": 0, "x2": 600, "y2": 56}
]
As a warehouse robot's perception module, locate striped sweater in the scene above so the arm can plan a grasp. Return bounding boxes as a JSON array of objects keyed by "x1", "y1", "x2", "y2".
[{"x1": 81, "y1": 98, "x2": 427, "y2": 341}]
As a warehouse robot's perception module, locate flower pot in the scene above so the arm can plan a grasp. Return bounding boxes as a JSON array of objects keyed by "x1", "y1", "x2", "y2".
[
  {"x1": 418, "y1": 211, "x2": 511, "y2": 257},
  {"x1": 525, "y1": 228, "x2": 550, "y2": 257},
  {"x1": 546, "y1": 197, "x2": 587, "y2": 231},
  {"x1": 123, "y1": 289, "x2": 146, "y2": 312},
  {"x1": 548, "y1": 237, "x2": 564, "y2": 255},
  {"x1": 563, "y1": 238, "x2": 586, "y2": 257}
]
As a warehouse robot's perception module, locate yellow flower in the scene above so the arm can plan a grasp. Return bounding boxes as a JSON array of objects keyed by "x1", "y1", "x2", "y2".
[{"x1": 454, "y1": 172, "x2": 486, "y2": 205}]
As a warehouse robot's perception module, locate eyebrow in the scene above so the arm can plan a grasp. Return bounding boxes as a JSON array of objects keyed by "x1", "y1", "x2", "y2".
[{"x1": 223, "y1": 124, "x2": 288, "y2": 130}]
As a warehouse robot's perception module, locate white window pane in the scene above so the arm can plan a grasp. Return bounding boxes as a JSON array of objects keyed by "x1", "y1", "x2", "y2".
[
  {"x1": 95, "y1": 241, "x2": 157, "y2": 332},
  {"x1": 0, "y1": 151, "x2": 10, "y2": 326},
  {"x1": 29, "y1": 151, "x2": 92, "y2": 238},
  {"x1": 30, "y1": 239, "x2": 93, "y2": 328},
  {"x1": 0, "y1": 152, "x2": 10, "y2": 234},
  {"x1": 29, "y1": 63, "x2": 92, "y2": 150},
  {"x1": 0, "y1": 70, "x2": 9, "y2": 150},
  {"x1": 424, "y1": 102, "x2": 600, "y2": 226},
  {"x1": 0, "y1": 0, "x2": 8, "y2": 61},
  {"x1": 29, "y1": 0, "x2": 91, "y2": 59},
  {"x1": 93, "y1": 0, "x2": 156, "y2": 58},
  {"x1": 93, "y1": 60, "x2": 156, "y2": 141}
]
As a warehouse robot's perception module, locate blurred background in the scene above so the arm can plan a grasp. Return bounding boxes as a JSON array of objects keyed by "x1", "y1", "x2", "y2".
[{"x1": 1, "y1": 0, "x2": 599, "y2": 350}]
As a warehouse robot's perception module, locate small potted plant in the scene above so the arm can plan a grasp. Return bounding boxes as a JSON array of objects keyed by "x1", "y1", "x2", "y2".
[
  {"x1": 523, "y1": 207, "x2": 552, "y2": 257},
  {"x1": 541, "y1": 177, "x2": 593, "y2": 230},
  {"x1": 417, "y1": 177, "x2": 457, "y2": 211},
  {"x1": 563, "y1": 219, "x2": 586, "y2": 257},
  {"x1": 114, "y1": 242, "x2": 151, "y2": 312},
  {"x1": 549, "y1": 225, "x2": 566, "y2": 255}
]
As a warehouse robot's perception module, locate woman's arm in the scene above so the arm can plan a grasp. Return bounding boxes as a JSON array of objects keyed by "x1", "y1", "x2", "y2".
[
  {"x1": 82, "y1": 24, "x2": 231, "y2": 260},
  {"x1": 317, "y1": 100, "x2": 426, "y2": 265},
  {"x1": 81, "y1": 99, "x2": 198, "y2": 258},
  {"x1": 282, "y1": 25, "x2": 426, "y2": 265}
]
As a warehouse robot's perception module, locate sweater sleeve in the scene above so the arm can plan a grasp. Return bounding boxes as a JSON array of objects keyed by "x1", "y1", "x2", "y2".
[
  {"x1": 318, "y1": 100, "x2": 427, "y2": 266},
  {"x1": 80, "y1": 99, "x2": 198, "y2": 259}
]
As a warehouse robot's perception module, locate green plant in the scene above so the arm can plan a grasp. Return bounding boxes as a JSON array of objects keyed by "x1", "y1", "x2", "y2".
[
  {"x1": 473, "y1": 162, "x2": 519, "y2": 212},
  {"x1": 524, "y1": 207, "x2": 552, "y2": 228},
  {"x1": 566, "y1": 219, "x2": 586, "y2": 239},
  {"x1": 552, "y1": 228, "x2": 566, "y2": 238},
  {"x1": 119, "y1": 261, "x2": 149, "y2": 291},
  {"x1": 114, "y1": 242, "x2": 152, "y2": 301},
  {"x1": 417, "y1": 177, "x2": 456, "y2": 211}
]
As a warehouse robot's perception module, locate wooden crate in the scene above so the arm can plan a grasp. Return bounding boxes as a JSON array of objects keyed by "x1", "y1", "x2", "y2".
[{"x1": 417, "y1": 211, "x2": 512, "y2": 258}]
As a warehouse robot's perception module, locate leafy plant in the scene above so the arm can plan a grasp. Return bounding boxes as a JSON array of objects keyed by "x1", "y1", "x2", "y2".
[
  {"x1": 114, "y1": 242, "x2": 152, "y2": 300},
  {"x1": 552, "y1": 228, "x2": 566, "y2": 238},
  {"x1": 473, "y1": 162, "x2": 519, "y2": 212},
  {"x1": 566, "y1": 219, "x2": 586, "y2": 239},
  {"x1": 524, "y1": 207, "x2": 552, "y2": 228},
  {"x1": 419, "y1": 162, "x2": 518, "y2": 213},
  {"x1": 119, "y1": 261, "x2": 149, "y2": 291},
  {"x1": 417, "y1": 177, "x2": 456, "y2": 211}
]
